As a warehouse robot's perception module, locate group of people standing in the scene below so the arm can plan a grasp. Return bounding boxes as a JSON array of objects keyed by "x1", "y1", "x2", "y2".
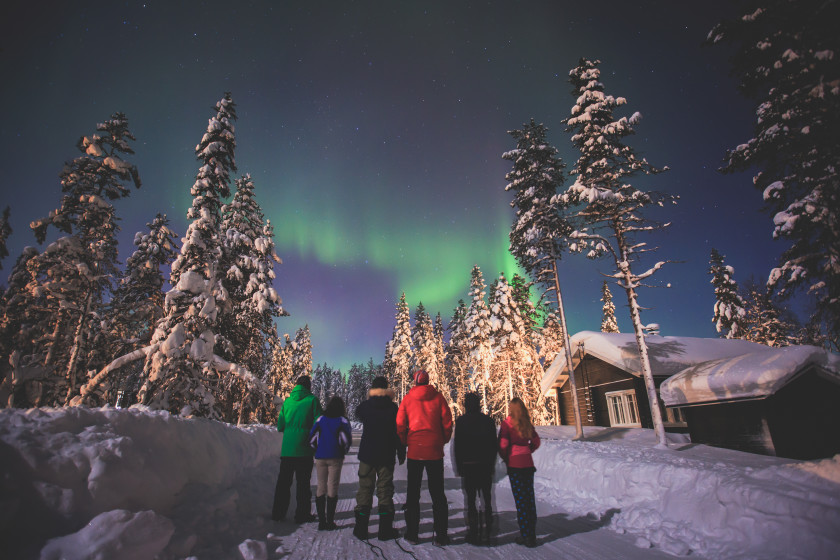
[{"x1": 271, "y1": 370, "x2": 541, "y2": 548}]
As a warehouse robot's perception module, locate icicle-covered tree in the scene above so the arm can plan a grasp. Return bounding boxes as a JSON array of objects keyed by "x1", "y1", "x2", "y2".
[
  {"x1": 446, "y1": 299, "x2": 470, "y2": 414},
  {"x1": 25, "y1": 113, "x2": 141, "y2": 406},
  {"x1": 600, "y1": 281, "x2": 620, "y2": 333},
  {"x1": 709, "y1": 1, "x2": 840, "y2": 349},
  {"x1": 0, "y1": 206, "x2": 11, "y2": 269},
  {"x1": 503, "y1": 119, "x2": 584, "y2": 436},
  {"x1": 561, "y1": 58, "x2": 675, "y2": 447},
  {"x1": 387, "y1": 293, "x2": 413, "y2": 400},
  {"x1": 708, "y1": 248, "x2": 747, "y2": 339},
  {"x1": 463, "y1": 266, "x2": 494, "y2": 413}
]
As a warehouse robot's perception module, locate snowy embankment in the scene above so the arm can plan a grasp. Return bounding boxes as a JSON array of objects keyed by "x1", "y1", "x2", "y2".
[
  {"x1": 0, "y1": 405, "x2": 282, "y2": 559},
  {"x1": 520, "y1": 426, "x2": 840, "y2": 558},
  {"x1": 2, "y1": 407, "x2": 840, "y2": 559}
]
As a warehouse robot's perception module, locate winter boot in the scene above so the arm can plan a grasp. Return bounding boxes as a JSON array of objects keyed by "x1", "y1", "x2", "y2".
[
  {"x1": 315, "y1": 496, "x2": 327, "y2": 531},
  {"x1": 353, "y1": 509, "x2": 369, "y2": 540},
  {"x1": 377, "y1": 510, "x2": 399, "y2": 541},
  {"x1": 403, "y1": 505, "x2": 419, "y2": 544},
  {"x1": 325, "y1": 496, "x2": 338, "y2": 530},
  {"x1": 465, "y1": 509, "x2": 478, "y2": 544},
  {"x1": 480, "y1": 507, "x2": 493, "y2": 544}
]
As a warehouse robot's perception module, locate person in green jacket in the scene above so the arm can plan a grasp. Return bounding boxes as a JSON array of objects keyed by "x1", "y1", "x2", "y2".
[{"x1": 272, "y1": 375, "x2": 323, "y2": 523}]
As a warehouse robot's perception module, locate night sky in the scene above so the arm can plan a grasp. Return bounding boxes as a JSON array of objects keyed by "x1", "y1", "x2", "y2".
[{"x1": 0, "y1": 1, "x2": 784, "y2": 373}]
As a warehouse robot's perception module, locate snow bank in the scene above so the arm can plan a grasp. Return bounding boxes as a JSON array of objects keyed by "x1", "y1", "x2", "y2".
[
  {"x1": 520, "y1": 426, "x2": 840, "y2": 558},
  {"x1": 0, "y1": 405, "x2": 281, "y2": 558}
]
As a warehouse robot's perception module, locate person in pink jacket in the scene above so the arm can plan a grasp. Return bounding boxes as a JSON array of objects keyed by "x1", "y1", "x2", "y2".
[{"x1": 498, "y1": 397, "x2": 541, "y2": 547}]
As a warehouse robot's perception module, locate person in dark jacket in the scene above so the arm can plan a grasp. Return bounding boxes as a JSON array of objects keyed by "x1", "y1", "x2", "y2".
[
  {"x1": 498, "y1": 397, "x2": 541, "y2": 548},
  {"x1": 396, "y1": 370, "x2": 453, "y2": 545},
  {"x1": 309, "y1": 396, "x2": 352, "y2": 530},
  {"x1": 453, "y1": 392, "x2": 497, "y2": 544},
  {"x1": 272, "y1": 375, "x2": 323, "y2": 523},
  {"x1": 353, "y1": 376, "x2": 405, "y2": 541}
]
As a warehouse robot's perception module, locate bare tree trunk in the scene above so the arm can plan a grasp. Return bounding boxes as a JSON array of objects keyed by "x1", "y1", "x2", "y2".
[
  {"x1": 552, "y1": 260, "x2": 584, "y2": 439},
  {"x1": 615, "y1": 231, "x2": 668, "y2": 447}
]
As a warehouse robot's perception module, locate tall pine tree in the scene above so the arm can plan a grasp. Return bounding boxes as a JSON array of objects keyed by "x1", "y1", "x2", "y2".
[
  {"x1": 463, "y1": 265, "x2": 493, "y2": 413},
  {"x1": 709, "y1": 1, "x2": 840, "y2": 348},
  {"x1": 503, "y1": 119, "x2": 583, "y2": 435},
  {"x1": 600, "y1": 280, "x2": 620, "y2": 333},
  {"x1": 709, "y1": 249, "x2": 747, "y2": 339},
  {"x1": 387, "y1": 293, "x2": 413, "y2": 400},
  {"x1": 563, "y1": 59, "x2": 674, "y2": 446}
]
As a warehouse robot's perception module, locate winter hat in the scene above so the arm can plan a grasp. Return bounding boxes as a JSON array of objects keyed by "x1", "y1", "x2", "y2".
[
  {"x1": 296, "y1": 375, "x2": 312, "y2": 390},
  {"x1": 463, "y1": 392, "x2": 481, "y2": 414},
  {"x1": 414, "y1": 370, "x2": 429, "y2": 385},
  {"x1": 371, "y1": 376, "x2": 389, "y2": 390}
]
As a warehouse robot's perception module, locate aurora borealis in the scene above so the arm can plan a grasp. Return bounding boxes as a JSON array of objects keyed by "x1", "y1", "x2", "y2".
[{"x1": 1, "y1": 1, "x2": 785, "y2": 372}]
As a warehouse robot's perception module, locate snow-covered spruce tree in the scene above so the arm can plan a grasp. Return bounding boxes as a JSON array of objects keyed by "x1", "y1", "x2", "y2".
[
  {"x1": 269, "y1": 332, "x2": 295, "y2": 398},
  {"x1": 709, "y1": 1, "x2": 840, "y2": 349},
  {"x1": 129, "y1": 93, "x2": 266, "y2": 418},
  {"x1": 503, "y1": 119, "x2": 583, "y2": 435},
  {"x1": 109, "y1": 215, "x2": 178, "y2": 356},
  {"x1": 600, "y1": 280, "x2": 620, "y2": 333},
  {"x1": 708, "y1": 248, "x2": 747, "y2": 339},
  {"x1": 0, "y1": 247, "x2": 44, "y2": 406},
  {"x1": 740, "y1": 281, "x2": 798, "y2": 347},
  {"x1": 291, "y1": 325, "x2": 313, "y2": 379},
  {"x1": 100, "y1": 214, "x2": 178, "y2": 406},
  {"x1": 432, "y1": 311, "x2": 453, "y2": 404},
  {"x1": 387, "y1": 293, "x2": 413, "y2": 400},
  {"x1": 412, "y1": 302, "x2": 439, "y2": 379},
  {"x1": 27, "y1": 114, "x2": 141, "y2": 406},
  {"x1": 0, "y1": 206, "x2": 11, "y2": 269},
  {"x1": 219, "y1": 174, "x2": 284, "y2": 371},
  {"x1": 488, "y1": 273, "x2": 522, "y2": 420},
  {"x1": 561, "y1": 58, "x2": 675, "y2": 447},
  {"x1": 215, "y1": 176, "x2": 285, "y2": 423},
  {"x1": 463, "y1": 265, "x2": 494, "y2": 413},
  {"x1": 446, "y1": 299, "x2": 470, "y2": 414}
]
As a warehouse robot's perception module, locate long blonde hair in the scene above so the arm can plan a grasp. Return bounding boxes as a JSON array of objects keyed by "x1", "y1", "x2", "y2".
[{"x1": 509, "y1": 397, "x2": 534, "y2": 439}]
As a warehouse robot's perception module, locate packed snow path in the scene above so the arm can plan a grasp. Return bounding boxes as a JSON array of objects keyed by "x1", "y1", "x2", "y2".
[{"x1": 271, "y1": 431, "x2": 680, "y2": 560}]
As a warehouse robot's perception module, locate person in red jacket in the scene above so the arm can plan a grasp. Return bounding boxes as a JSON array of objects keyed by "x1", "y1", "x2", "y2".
[
  {"x1": 396, "y1": 370, "x2": 453, "y2": 545},
  {"x1": 498, "y1": 397, "x2": 541, "y2": 548}
]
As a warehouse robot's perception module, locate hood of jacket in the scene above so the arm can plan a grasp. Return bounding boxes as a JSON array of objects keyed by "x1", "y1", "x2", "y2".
[
  {"x1": 289, "y1": 384, "x2": 312, "y2": 401},
  {"x1": 408, "y1": 384, "x2": 440, "y2": 402}
]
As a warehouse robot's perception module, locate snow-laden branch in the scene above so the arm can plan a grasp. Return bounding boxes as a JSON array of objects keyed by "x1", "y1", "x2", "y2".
[{"x1": 70, "y1": 343, "x2": 160, "y2": 406}]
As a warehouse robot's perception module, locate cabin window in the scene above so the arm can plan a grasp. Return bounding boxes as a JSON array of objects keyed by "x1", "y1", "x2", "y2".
[
  {"x1": 605, "y1": 390, "x2": 641, "y2": 427},
  {"x1": 664, "y1": 406, "x2": 687, "y2": 425}
]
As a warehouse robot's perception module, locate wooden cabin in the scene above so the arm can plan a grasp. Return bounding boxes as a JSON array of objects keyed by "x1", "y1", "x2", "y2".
[
  {"x1": 540, "y1": 332, "x2": 778, "y2": 433},
  {"x1": 661, "y1": 345, "x2": 840, "y2": 460}
]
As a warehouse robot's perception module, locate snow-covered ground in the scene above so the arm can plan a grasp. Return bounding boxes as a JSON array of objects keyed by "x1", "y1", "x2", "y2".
[{"x1": 1, "y1": 406, "x2": 839, "y2": 559}]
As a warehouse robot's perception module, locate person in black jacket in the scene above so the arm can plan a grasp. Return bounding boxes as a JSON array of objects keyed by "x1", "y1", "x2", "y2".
[
  {"x1": 353, "y1": 376, "x2": 406, "y2": 541},
  {"x1": 453, "y1": 392, "x2": 497, "y2": 544}
]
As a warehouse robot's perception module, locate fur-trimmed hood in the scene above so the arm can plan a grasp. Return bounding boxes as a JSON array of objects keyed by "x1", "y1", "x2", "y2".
[{"x1": 369, "y1": 387, "x2": 396, "y2": 399}]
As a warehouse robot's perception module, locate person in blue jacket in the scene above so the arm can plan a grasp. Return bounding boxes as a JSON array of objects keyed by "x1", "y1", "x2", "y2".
[{"x1": 309, "y1": 395, "x2": 352, "y2": 530}]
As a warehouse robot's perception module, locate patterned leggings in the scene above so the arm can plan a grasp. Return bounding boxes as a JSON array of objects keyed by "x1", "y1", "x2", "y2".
[{"x1": 508, "y1": 467, "x2": 537, "y2": 540}]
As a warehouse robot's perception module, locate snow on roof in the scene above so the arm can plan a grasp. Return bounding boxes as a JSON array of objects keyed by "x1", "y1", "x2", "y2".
[
  {"x1": 540, "y1": 331, "x2": 774, "y2": 396},
  {"x1": 661, "y1": 345, "x2": 840, "y2": 406}
]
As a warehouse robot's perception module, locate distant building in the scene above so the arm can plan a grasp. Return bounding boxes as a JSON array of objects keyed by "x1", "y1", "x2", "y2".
[{"x1": 540, "y1": 331, "x2": 840, "y2": 459}]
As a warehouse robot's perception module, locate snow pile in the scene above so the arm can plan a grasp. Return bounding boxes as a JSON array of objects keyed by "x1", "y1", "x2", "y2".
[
  {"x1": 520, "y1": 426, "x2": 840, "y2": 558},
  {"x1": 0, "y1": 405, "x2": 281, "y2": 559}
]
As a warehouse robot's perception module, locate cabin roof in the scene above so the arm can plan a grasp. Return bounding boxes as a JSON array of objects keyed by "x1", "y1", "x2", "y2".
[{"x1": 539, "y1": 331, "x2": 834, "y2": 399}]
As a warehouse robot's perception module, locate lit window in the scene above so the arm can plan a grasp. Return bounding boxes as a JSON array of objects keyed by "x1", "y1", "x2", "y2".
[{"x1": 605, "y1": 390, "x2": 641, "y2": 427}]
